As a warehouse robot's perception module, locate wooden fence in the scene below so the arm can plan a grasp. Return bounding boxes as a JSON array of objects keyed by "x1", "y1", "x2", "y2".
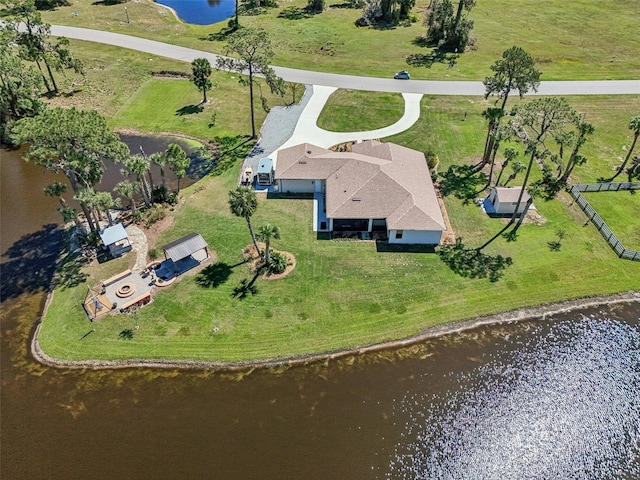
[{"x1": 569, "y1": 182, "x2": 640, "y2": 262}]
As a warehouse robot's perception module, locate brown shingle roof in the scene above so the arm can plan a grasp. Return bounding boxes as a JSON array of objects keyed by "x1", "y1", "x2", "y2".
[{"x1": 275, "y1": 140, "x2": 446, "y2": 231}]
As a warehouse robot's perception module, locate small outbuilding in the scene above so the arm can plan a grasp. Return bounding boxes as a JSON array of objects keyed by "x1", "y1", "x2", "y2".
[
  {"x1": 257, "y1": 157, "x2": 274, "y2": 186},
  {"x1": 161, "y1": 233, "x2": 209, "y2": 274},
  {"x1": 487, "y1": 187, "x2": 531, "y2": 215},
  {"x1": 99, "y1": 223, "x2": 132, "y2": 257}
]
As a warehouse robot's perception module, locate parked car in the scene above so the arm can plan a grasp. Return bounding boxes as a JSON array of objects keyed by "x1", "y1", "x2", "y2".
[{"x1": 394, "y1": 70, "x2": 410, "y2": 80}]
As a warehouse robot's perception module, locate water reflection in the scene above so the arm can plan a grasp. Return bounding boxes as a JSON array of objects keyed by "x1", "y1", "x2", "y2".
[
  {"x1": 155, "y1": 0, "x2": 236, "y2": 25},
  {"x1": 386, "y1": 314, "x2": 640, "y2": 479}
]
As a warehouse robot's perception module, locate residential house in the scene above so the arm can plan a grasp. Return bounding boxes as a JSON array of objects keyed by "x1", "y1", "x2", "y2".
[{"x1": 274, "y1": 140, "x2": 446, "y2": 245}]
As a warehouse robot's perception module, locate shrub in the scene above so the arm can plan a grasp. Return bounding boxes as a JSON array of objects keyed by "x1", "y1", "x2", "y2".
[
  {"x1": 167, "y1": 192, "x2": 179, "y2": 206},
  {"x1": 266, "y1": 251, "x2": 288, "y2": 274},
  {"x1": 143, "y1": 205, "x2": 166, "y2": 228},
  {"x1": 425, "y1": 149, "x2": 439, "y2": 170},
  {"x1": 148, "y1": 248, "x2": 160, "y2": 260},
  {"x1": 152, "y1": 185, "x2": 168, "y2": 203}
]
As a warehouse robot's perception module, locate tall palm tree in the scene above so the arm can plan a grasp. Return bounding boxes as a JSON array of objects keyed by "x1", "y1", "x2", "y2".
[
  {"x1": 256, "y1": 223, "x2": 280, "y2": 263},
  {"x1": 607, "y1": 115, "x2": 640, "y2": 182},
  {"x1": 503, "y1": 160, "x2": 526, "y2": 186},
  {"x1": 115, "y1": 180, "x2": 140, "y2": 216},
  {"x1": 493, "y1": 147, "x2": 519, "y2": 187},
  {"x1": 165, "y1": 144, "x2": 190, "y2": 194},
  {"x1": 476, "y1": 107, "x2": 504, "y2": 171},
  {"x1": 121, "y1": 154, "x2": 152, "y2": 207},
  {"x1": 228, "y1": 187, "x2": 261, "y2": 259}
]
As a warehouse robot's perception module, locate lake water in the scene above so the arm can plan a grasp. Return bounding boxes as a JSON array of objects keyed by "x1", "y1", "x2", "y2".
[
  {"x1": 155, "y1": 0, "x2": 236, "y2": 25},
  {"x1": 1, "y1": 149, "x2": 639, "y2": 479}
]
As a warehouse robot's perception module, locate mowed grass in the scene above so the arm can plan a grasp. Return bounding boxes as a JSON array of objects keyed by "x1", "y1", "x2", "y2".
[
  {"x1": 41, "y1": 0, "x2": 640, "y2": 80},
  {"x1": 39, "y1": 93, "x2": 640, "y2": 362},
  {"x1": 110, "y1": 74, "x2": 289, "y2": 139},
  {"x1": 316, "y1": 90, "x2": 405, "y2": 132},
  {"x1": 581, "y1": 191, "x2": 640, "y2": 249}
]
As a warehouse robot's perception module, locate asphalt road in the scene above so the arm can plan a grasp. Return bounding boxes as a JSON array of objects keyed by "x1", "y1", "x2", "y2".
[{"x1": 51, "y1": 25, "x2": 640, "y2": 96}]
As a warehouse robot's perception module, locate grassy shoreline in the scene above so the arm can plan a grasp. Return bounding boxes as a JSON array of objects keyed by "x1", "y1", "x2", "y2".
[{"x1": 32, "y1": 290, "x2": 640, "y2": 370}]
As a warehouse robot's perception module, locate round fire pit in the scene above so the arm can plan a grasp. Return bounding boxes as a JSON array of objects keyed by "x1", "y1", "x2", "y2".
[{"x1": 115, "y1": 283, "x2": 136, "y2": 298}]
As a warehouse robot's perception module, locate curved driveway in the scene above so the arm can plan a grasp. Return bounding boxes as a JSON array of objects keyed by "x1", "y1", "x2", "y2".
[{"x1": 52, "y1": 25, "x2": 640, "y2": 96}]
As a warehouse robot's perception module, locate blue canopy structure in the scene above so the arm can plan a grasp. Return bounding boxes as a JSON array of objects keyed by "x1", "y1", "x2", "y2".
[
  {"x1": 99, "y1": 224, "x2": 128, "y2": 246},
  {"x1": 99, "y1": 223, "x2": 132, "y2": 257}
]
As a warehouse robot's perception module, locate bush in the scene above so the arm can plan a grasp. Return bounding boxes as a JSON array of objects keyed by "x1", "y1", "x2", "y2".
[
  {"x1": 167, "y1": 192, "x2": 179, "y2": 205},
  {"x1": 152, "y1": 185, "x2": 168, "y2": 203},
  {"x1": 425, "y1": 149, "x2": 439, "y2": 170},
  {"x1": 142, "y1": 204, "x2": 166, "y2": 228},
  {"x1": 266, "y1": 252, "x2": 288, "y2": 274}
]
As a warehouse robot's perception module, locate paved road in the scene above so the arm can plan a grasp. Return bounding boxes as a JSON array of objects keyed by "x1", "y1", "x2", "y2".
[{"x1": 51, "y1": 25, "x2": 640, "y2": 96}]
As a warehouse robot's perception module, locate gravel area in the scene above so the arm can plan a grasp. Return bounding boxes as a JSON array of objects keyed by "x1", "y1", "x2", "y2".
[{"x1": 243, "y1": 85, "x2": 314, "y2": 173}]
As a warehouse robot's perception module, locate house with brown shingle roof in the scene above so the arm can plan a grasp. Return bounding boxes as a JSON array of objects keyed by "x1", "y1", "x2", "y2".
[{"x1": 274, "y1": 140, "x2": 446, "y2": 245}]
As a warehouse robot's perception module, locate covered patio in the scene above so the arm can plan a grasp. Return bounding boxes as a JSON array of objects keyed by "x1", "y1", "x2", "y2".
[
  {"x1": 160, "y1": 233, "x2": 209, "y2": 276},
  {"x1": 99, "y1": 223, "x2": 132, "y2": 257}
]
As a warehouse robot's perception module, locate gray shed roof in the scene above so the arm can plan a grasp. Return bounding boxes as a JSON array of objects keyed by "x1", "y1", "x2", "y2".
[{"x1": 162, "y1": 233, "x2": 208, "y2": 263}]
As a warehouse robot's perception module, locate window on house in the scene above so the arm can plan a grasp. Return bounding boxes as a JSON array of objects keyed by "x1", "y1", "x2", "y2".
[{"x1": 395, "y1": 230, "x2": 403, "y2": 239}]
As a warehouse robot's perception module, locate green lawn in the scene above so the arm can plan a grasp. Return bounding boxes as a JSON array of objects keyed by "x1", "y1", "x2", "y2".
[
  {"x1": 581, "y1": 191, "x2": 640, "y2": 249},
  {"x1": 41, "y1": 0, "x2": 640, "y2": 80},
  {"x1": 317, "y1": 90, "x2": 405, "y2": 132},
  {"x1": 110, "y1": 75, "x2": 290, "y2": 139}
]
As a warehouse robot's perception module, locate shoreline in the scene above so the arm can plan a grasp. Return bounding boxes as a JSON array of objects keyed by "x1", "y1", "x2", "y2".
[{"x1": 32, "y1": 290, "x2": 640, "y2": 372}]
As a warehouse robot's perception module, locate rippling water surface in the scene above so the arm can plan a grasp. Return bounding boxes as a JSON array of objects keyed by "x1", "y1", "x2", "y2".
[{"x1": 386, "y1": 314, "x2": 640, "y2": 479}]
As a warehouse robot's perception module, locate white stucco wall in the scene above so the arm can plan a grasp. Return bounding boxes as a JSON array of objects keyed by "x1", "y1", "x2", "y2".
[
  {"x1": 388, "y1": 229, "x2": 442, "y2": 245},
  {"x1": 495, "y1": 202, "x2": 529, "y2": 215},
  {"x1": 278, "y1": 179, "x2": 315, "y2": 193}
]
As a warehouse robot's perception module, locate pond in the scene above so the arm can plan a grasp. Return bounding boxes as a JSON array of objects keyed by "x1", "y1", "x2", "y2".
[
  {"x1": 155, "y1": 0, "x2": 236, "y2": 25},
  {"x1": 1, "y1": 145, "x2": 639, "y2": 479}
]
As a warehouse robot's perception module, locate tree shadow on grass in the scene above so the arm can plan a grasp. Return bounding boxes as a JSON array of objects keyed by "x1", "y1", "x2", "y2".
[
  {"x1": 278, "y1": 6, "x2": 317, "y2": 20},
  {"x1": 329, "y1": 2, "x2": 355, "y2": 8},
  {"x1": 176, "y1": 105, "x2": 204, "y2": 116},
  {"x1": 231, "y1": 273, "x2": 260, "y2": 300},
  {"x1": 196, "y1": 262, "x2": 234, "y2": 288},
  {"x1": 407, "y1": 39, "x2": 459, "y2": 69},
  {"x1": 52, "y1": 251, "x2": 89, "y2": 290}
]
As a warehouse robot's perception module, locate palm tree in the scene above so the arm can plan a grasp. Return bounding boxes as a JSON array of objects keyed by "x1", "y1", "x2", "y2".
[
  {"x1": 150, "y1": 153, "x2": 166, "y2": 189},
  {"x1": 121, "y1": 154, "x2": 152, "y2": 207},
  {"x1": 74, "y1": 188, "x2": 102, "y2": 233},
  {"x1": 115, "y1": 180, "x2": 140, "y2": 216},
  {"x1": 494, "y1": 147, "x2": 519, "y2": 187},
  {"x1": 607, "y1": 115, "x2": 640, "y2": 182},
  {"x1": 256, "y1": 223, "x2": 280, "y2": 263},
  {"x1": 477, "y1": 107, "x2": 504, "y2": 171},
  {"x1": 165, "y1": 144, "x2": 190, "y2": 194},
  {"x1": 228, "y1": 187, "x2": 261, "y2": 259},
  {"x1": 503, "y1": 160, "x2": 526, "y2": 186},
  {"x1": 94, "y1": 190, "x2": 119, "y2": 226}
]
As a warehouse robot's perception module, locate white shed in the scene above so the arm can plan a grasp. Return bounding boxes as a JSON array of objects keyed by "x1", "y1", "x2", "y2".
[{"x1": 488, "y1": 187, "x2": 531, "y2": 215}]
